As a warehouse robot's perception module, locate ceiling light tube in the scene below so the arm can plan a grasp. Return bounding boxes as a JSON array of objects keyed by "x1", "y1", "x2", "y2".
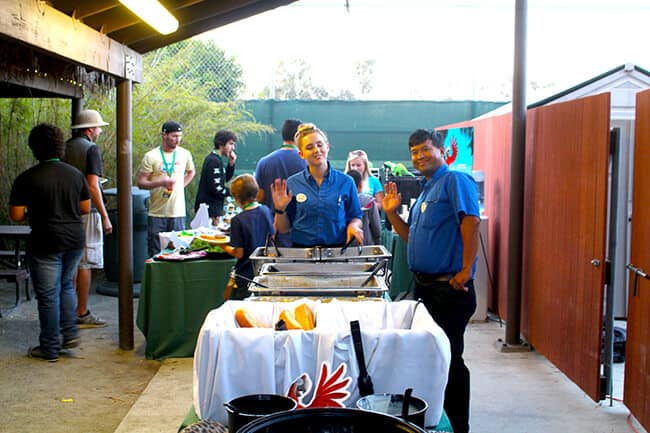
[{"x1": 119, "y1": 0, "x2": 179, "y2": 35}]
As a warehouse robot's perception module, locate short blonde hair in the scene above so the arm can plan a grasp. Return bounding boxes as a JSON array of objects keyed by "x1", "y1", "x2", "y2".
[
  {"x1": 230, "y1": 174, "x2": 259, "y2": 204},
  {"x1": 345, "y1": 149, "x2": 370, "y2": 178},
  {"x1": 294, "y1": 122, "x2": 329, "y2": 150}
]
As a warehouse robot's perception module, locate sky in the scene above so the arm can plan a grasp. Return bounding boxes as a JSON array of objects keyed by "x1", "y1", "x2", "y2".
[{"x1": 199, "y1": 0, "x2": 650, "y2": 102}]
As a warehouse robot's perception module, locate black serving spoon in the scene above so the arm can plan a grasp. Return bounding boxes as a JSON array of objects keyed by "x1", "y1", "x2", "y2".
[{"x1": 350, "y1": 320, "x2": 374, "y2": 396}]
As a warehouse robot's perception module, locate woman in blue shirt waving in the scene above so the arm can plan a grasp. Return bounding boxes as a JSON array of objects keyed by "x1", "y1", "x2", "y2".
[{"x1": 271, "y1": 123, "x2": 363, "y2": 247}]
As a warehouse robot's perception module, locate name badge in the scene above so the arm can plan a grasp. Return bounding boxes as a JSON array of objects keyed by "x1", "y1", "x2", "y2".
[{"x1": 296, "y1": 193, "x2": 307, "y2": 203}]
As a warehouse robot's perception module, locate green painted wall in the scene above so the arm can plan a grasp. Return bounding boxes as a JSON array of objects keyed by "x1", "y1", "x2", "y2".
[{"x1": 235, "y1": 99, "x2": 506, "y2": 172}]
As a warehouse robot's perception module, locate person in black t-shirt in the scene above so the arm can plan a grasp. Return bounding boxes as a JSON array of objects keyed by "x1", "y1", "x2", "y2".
[
  {"x1": 9, "y1": 123, "x2": 91, "y2": 362},
  {"x1": 194, "y1": 130, "x2": 237, "y2": 226},
  {"x1": 221, "y1": 174, "x2": 274, "y2": 300},
  {"x1": 65, "y1": 109, "x2": 112, "y2": 328}
]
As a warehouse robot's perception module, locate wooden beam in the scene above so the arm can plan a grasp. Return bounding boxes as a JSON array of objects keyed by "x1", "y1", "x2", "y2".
[
  {"x1": 0, "y1": 68, "x2": 83, "y2": 98},
  {"x1": 0, "y1": 0, "x2": 142, "y2": 83},
  {"x1": 53, "y1": 0, "x2": 118, "y2": 20}
]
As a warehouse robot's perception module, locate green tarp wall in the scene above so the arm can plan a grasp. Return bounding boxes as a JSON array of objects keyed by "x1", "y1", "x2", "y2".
[{"x1": 236, "y1": 99, "x2": 506, "y2": 172}]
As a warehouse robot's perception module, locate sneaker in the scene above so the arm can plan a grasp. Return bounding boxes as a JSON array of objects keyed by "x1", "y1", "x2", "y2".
[
  {"x1": 62, "y1": 338, "x2": 80, "y2": 349},
  {"x1": 77, "y1": 311, "x2": 107, "y2": 329},
  {"x1": 28, "y1": 346, "x2": 59, "y2": 362}
]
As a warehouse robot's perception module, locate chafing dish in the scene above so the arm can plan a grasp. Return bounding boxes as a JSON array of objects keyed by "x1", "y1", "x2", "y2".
[
  {"x1": 249, "y1": 245, "x2": 391, "y2": 274},
  {"x1": 248, "y1": 274, "x2": 388, "y2": 298},
  {"x1": 258, "y1": 261, "x2": 383, "y2": 275}
]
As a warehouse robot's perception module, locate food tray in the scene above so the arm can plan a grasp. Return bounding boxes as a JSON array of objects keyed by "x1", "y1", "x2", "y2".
[
  {"x1": 245, "y1": 296, "x2": 387, "y2": 302},
  {"x1": 248, "y1": 274, "x2": 388, "y2": 298},
  {"x1": 249, "y1": 245, "x2": 391, "y2": 274},
  {"x1": 197, "y1": 234, "x2": 230, "y2": 245},
  {"x1": 153, "y1": 250, "x2": 208, "y2": 262},
  {"x1": 258, "y1": 261, "x2": 382, "y2": 275},
  {"x1": 319, "y1": 245, "x2": 391, "y2": 261}
]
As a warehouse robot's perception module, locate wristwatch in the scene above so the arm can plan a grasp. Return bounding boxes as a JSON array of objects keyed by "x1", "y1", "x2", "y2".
[{"x1": 274, "y1": 208, "x2": 285, "y2": 215}]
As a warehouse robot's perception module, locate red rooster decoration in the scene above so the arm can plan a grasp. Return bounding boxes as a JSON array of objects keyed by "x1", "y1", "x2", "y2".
[
  {"x1": 445, "y1": 136, "x2": 459, "y2": 166},
  {"x1": 287, "y1": 362, "x2": 352, "y2": 408}
]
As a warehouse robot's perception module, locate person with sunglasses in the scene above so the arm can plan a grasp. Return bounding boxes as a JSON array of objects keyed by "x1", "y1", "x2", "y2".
[{"x1": 270, "y1": 123, "x2": 363, "y2": 247}]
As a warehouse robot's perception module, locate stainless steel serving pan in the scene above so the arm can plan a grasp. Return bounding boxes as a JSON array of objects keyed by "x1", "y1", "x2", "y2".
[
  {"x1": 248, "y1": 274, "x2": 388, "y2": 298},
  {"x1": 258, "y1": 261, "x2": 381, "y2": 275},
  {"x1": 249, "y1": 245, "x2": 391, "y2": 274},
  {"x1": 319, "y1": 245, "x2": 391, "y2": 262}
]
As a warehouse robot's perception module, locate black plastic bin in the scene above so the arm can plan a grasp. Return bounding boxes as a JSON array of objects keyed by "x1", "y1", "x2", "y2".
[{"x1": 102, "y1": 187, "x2": 150, "y2": 284}]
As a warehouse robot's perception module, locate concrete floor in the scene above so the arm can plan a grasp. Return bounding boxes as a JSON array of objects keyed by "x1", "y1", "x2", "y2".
[{"x1": 0, "y1": 278, "x2": 645, "y2": 433}]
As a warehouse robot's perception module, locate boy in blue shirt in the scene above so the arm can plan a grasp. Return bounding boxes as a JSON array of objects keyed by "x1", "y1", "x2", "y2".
[{"x1": 222, "y1": 174, "x2": 274, "y2": 299}]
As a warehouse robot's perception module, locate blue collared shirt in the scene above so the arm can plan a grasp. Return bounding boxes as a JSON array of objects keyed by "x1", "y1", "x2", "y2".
[
  {"x1": 407, "y1": 164, "x2": 480, "y2": 276},
  {"x1": 286, "y1": 163, "x2": 362, "y2": 246}
]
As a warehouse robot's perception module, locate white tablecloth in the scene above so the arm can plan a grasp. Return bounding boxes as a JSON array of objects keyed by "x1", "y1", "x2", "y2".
[{"x1": 193, "y1": 299, "x2": 450, "y2": 427}]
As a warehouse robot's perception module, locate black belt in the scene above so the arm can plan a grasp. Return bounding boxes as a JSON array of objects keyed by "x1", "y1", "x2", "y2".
[{"x1": 414, "y1": 272, "x2": 454, "y2": 284}]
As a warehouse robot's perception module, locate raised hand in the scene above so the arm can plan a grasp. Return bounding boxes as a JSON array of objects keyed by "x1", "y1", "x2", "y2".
[
  {"x1": 382, "y1": 182, "x2": 402, "y2": 214},
  {"x1": 270, "y1": 178, "x2": 292, "y2": 211}
]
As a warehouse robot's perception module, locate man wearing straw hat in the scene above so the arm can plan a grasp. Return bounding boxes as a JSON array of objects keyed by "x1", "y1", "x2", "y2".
[{"x1": 65, "y1": 109, "x2": 112, "y2": 328}]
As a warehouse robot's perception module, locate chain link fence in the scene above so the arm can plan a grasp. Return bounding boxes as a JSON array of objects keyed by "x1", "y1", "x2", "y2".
[{"x1": 0, "y1": 39, "x2": 272, "y2": 224}]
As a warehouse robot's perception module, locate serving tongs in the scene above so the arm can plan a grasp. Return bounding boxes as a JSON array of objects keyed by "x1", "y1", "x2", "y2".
[
  {"x1": 263, "y1": 233, "x2": 282, "y2": 257},
  {"x1": 360, "y1": 261, "x2": 386, "y2": 287},
  {"x1": 340, "y1": 238, "x2": 362, "y2": 256},
  {"x1": 233, "y1": 273, "x2": 269, "y2": 289}
]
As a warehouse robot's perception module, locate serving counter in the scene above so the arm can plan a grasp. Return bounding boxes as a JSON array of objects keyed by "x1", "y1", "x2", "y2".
[
  {"x1": 136, "y1": 257, "x2": 236, "y2": 360},
  {"x1": 193, "y1": 299, "x2": 451, "y2": 427}
]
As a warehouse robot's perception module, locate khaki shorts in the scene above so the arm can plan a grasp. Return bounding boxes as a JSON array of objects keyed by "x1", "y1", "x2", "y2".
[{"x1": 79, "y1": 212, "x2": 104, "y2": 269}]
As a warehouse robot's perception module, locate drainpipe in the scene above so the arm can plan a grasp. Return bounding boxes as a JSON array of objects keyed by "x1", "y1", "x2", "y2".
[{"x1": 505, "y1": 0, "x2": 527, "y2": 346}]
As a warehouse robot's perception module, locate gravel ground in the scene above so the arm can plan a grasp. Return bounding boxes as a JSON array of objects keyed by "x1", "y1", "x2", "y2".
[{"x1": 0, "y1": 271, "x2": 160, "y2": 433}]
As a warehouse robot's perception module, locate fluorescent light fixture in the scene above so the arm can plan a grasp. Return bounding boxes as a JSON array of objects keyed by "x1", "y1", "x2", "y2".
[{"x1": 119, "y1": 0, "x2": 179, "y2": 35}]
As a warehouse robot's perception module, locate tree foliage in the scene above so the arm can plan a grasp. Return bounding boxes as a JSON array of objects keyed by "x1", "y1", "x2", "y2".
[
  {"x1": 262, "y1": 59, "x2": 356, "y2": 100},
  {"x1": 0, "y1": 39, "x2": 272, "y2": 224}
]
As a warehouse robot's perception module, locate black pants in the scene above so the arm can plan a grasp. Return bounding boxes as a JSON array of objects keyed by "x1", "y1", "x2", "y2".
[{"x1": 414, "y1": 277, "x2": 476, "y2": 433}]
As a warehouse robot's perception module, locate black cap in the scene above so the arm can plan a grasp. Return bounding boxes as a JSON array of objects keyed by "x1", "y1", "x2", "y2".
[{"x1": 162, "y1": 120, "x2": 182, "y2": 133}]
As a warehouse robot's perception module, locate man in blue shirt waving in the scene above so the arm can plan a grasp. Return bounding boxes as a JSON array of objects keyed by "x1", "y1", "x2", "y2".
[
  {"x1": 384, "y1": 128, "x2": 480, "y2": 433},
  {"x1": 271, "y1": 122, "x2": 363, "y2": 247}
]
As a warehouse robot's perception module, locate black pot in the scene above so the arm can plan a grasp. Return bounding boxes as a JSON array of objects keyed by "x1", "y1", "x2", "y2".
[
  {"x1": 225, "y1": 394, "x2": 297, "y2": 433},
  {"x1": 237, "y1": 407, "x2": 427, "y2": 433},
  {"x1": 356, "y1": 393, "x2": 428, "y2": 428}
]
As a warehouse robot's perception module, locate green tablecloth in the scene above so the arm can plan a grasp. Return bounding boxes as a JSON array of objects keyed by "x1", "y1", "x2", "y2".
[
  {"x1": 136, "y1": 258, "x2": 236, "y2": 360},
  {"x1": 381, "y1": 229, "x2": 414, "y2": 299}
]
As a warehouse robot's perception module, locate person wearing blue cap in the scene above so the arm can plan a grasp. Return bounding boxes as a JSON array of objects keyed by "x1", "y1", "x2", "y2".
[{"x1": 137, "y1": 120, "x2": 196, "y2": 257}]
